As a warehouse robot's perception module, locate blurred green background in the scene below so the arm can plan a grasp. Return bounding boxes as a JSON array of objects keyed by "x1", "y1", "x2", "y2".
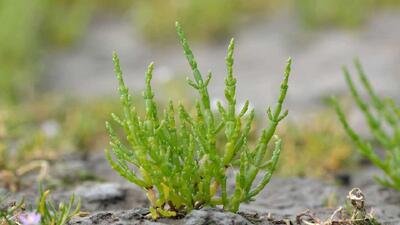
[{"x1": 2, "y1": 0, "x2": 399, "y2": 101}]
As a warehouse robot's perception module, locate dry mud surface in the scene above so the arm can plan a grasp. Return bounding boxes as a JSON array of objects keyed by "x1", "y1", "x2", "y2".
[
  {"x1": 65, "y1": 180, "x2": 400, "y2": 224},
  {"x1": 4, "y1": 153, "x2": 399, "y2": 225}
]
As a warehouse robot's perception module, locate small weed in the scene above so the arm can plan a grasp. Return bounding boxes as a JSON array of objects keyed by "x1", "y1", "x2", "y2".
[
  {"x1": 0, "y1": 187, "x2": 80, "y2": 225},
  {"x1": 33, "y1": 187, "x2": 80, "y2": 225},
  {"x1": 297, "y1": 188, "x2": 381, "y2": 225}
]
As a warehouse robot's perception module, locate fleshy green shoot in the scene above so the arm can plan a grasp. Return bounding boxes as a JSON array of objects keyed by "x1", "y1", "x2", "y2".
[
  {"x1": 332, "y1": 59, "x2": 400, "y2": 191},
  {"x1": 106, "y1": 22, "x2": 292, "y2": 218}
]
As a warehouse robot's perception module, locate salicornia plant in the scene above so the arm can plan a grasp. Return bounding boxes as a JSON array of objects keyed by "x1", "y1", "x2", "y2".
[
  {"x1": 106, "y1": 22, "x2": 292, "y2": 218},
  {"x1": 332, "y1": 59, "x2": 400, "y2": 191}
]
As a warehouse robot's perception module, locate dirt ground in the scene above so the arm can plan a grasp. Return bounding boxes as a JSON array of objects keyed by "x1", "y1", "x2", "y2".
[{"x1": 4, "y1": 152, "x2": 399, "y2": 224}]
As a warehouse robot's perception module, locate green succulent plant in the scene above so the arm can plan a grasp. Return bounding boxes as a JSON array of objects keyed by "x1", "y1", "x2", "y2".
[
  {"x1": 106, "y1": 22, "x2": 292, "y2": 219},
  {"x1": 332, "y1": 59, "x2": 400, "y2": 191}
]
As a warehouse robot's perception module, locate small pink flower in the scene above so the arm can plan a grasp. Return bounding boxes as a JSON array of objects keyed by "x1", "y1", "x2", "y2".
[{"x1": 18, "y1": 212, "x2": 41, "y2": 225}]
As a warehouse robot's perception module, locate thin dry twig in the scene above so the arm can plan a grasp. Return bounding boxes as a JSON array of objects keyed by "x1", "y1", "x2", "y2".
[{"x1": 296, "y1": 188, "x2": 380, "y2": 225}]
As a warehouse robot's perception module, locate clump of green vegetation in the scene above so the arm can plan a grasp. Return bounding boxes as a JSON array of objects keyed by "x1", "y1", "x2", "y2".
[
  {"x1": 295, "y1": 0, "x2": 400, "y2": 29},
  {"x1": 295, "y1": 0, "x2": 370, "y2": 28},
  {"x1": 0, "y1": 0, "x2": 94, "y2": 102},
  {"x1": 0, "y1": 107, "x2": 51, "y2": 191},
  {"x1": 332, "y1": 59, "x2": 400, "y2": 191},
  {"x1": 133, "y1": 0, "x2": 400, "y2": 41},
  {"x1": 132, "y1": 0, "x2": 278, "y2": 43},
  {"x1": 1, "y1": 97, "x2": 98, "y2": 190},
  {"x1": 0, "y1": 95, "x2": 135, "y2": 191},
  {"x1": 59, "y1": 98, "x2": 122, "y2": 153},
  {"x1": 106, "y1": 22, "x2": 292, "y2": 218},
  {"x1": 40, "y1": 0, "x2": 94, "y2": 48},
  {"x1": 277, "y1": 112, "x2": 354, "y2": 177},
  {"x1": 0, "y1": 0, "x2": 42, "y2": 102}
]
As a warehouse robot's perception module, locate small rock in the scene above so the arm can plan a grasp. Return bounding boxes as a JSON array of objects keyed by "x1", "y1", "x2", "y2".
[
  {"x1": 69, "y1": 208, "x2": 163, "y2": 225},
  {"x1": 184, "y1": 208, "x2": 254, "y2": 225},
  {"x1": 75, "y1": 183, "x2": 126, "y2": 202},
  {"x1": 74, "y1": 183, "x2": 127, "y2": 211}
]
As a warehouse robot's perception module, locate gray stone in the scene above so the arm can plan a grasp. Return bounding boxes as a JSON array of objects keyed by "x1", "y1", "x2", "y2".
[
  {"x1": 68, "y1": 208, "x2": 161, "y2": 225},
  {"x1": 75, "y1": 183, "x2": 126, "y2": 202},
  {"x1": 74, "y1": 182, "x2": 127, "y2": 211},
  {"x1": 184, "y1": 208, "x2": 253, "y2": 225}
]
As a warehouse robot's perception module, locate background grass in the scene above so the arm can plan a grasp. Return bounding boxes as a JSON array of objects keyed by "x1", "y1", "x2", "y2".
[
  {"x1": 277, "y1": 113, "x2": 354, "y2": 177},
  {"x1": 1, "y1": 0, "x2": 399, "y2": 102}
]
